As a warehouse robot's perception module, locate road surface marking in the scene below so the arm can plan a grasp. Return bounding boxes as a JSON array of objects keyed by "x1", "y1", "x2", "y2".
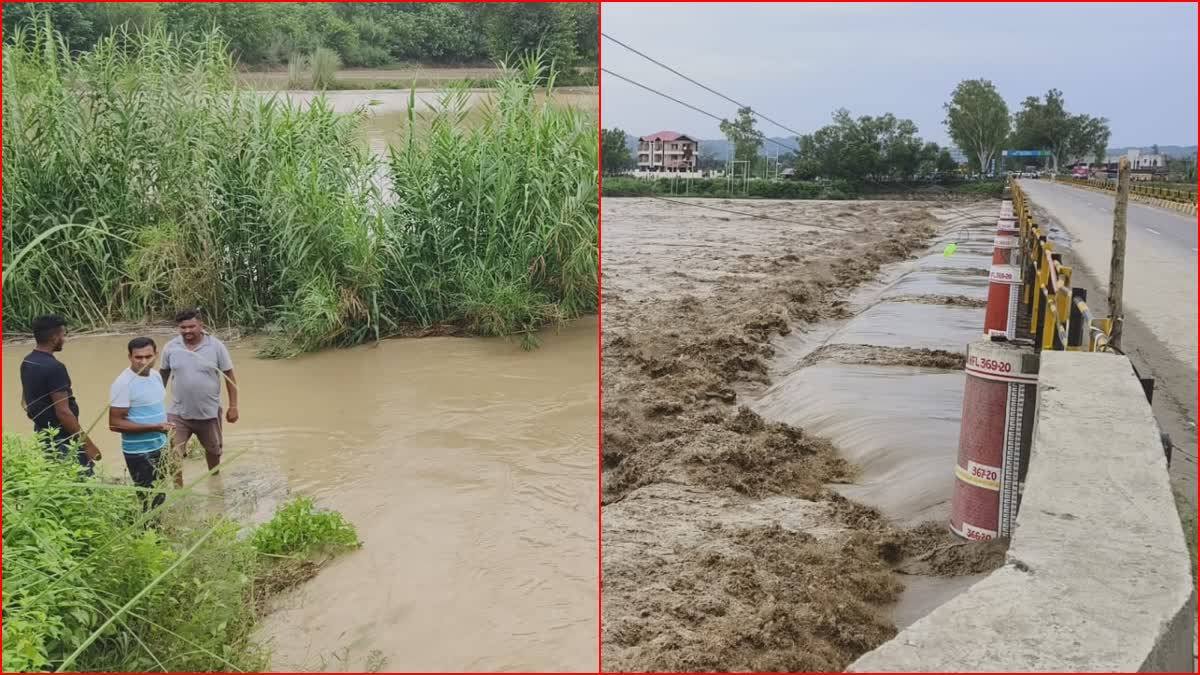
[{"x1": 1146, "y1": 228, "x2": 1161, "y2": 236}]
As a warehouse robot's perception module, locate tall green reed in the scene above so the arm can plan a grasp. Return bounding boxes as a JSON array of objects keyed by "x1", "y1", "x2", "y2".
[
  {"x1": 309, "y1": 47, "x2": 340, "y2": 90},
  {"x1": 3, "y1": 21, "x2": 597, "y2": 356},
  {"x1": 383, "y1": 53, "x2": 598, "y2": 347}
]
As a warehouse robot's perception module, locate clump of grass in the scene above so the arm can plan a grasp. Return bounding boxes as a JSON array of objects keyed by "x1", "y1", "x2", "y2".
[
  {"x1": 251, "y1": 496, "x2": 360, "y2": 557},
  {"x1": 286, "y1": 52, "x2": 306, "y2": 89},
  {"x1": 309, "y1": 47, "x2": 340, "y2": 90},
  {"x1": 1, "y1": 432, "x2": 360, "y2": 672},
  {"x1": 382, "y1": 52, "x2": 598, "y2": 340}
]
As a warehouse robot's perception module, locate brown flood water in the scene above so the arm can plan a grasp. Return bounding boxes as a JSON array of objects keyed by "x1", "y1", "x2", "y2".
[
  {"x1": 3, "y1": 319, "x2": 598, "y2": 671},
  {"x1": 272, "y1": 88, "x2": 598, "y2": 155}
]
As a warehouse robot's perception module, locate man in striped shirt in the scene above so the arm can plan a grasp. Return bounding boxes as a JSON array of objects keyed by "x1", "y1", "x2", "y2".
[{"x1": 109, "y1": 337, "x2": 173, "y2": 511}]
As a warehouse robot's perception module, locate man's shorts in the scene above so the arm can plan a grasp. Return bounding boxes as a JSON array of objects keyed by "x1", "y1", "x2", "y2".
[
  {"x1": 124, "y1": 449, "x2": 165, "y2": 488},
  {"x1": 168, "y1": 410, "x2": 223, "y2": 457}
]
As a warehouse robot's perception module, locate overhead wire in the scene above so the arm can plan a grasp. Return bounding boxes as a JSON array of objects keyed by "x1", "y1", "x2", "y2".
[
  {"x1": 602, "y1": 32, "x2": 805, "y2": 139},
  {"x1": 603, "y1": 34, "x2": 1005, "y2": 244},
  {"x1": 600, "y1": 68, "x2": 798, "y2": 154}
]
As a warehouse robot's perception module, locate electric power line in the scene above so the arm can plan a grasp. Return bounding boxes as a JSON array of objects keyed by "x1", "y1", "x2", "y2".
[
  {"x1": 602, "y1": 32, "x2": 805, "y2": 139},
  {"x1": 601, "y1": 67, "x2": 798, "y2": 154}
]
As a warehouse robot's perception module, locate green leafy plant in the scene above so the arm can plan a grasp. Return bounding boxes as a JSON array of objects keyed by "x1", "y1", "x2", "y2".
[
  {"x1": 251, "y1": 497, "x2": 361, "y2": 557},
  {"x1": 2, "y1": 432, "x2": 359, "y2": 672}
]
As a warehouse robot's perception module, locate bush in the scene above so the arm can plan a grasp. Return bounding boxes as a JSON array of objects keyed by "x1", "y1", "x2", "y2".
[
  {"x1": 309, "y1": 46, "x2": 340, "y2": 89},
  {"x1": 343, "y1": 43, "x2": 391, "y2": 68},
  {"x1": 251, "y1": 496, "x2": 360, "y2": 557},
  {"x1": 1, "y1": 432, "x2": 359, "y2": 672}
]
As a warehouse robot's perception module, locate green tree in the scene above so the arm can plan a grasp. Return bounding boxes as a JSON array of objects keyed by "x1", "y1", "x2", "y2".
[
  {"x1": 936, "y1": 149, "x2": 958, "y2": 174},
  {"x1": 1010, "y1": 89, "x2": 1109, "y2": 169},
  {"x1": 160, "y1": 2, "x2": 273, "y2": 63},
  {"x1": 94, "y1": 3, "x2": 163, "y2": 36},
  {"x1": 720, "y1": 106, "x2": 763, "y2": 165},
  {"x1": 2, "y1": 3, "x2": 100, "y2": 52},
  {"x1": 479, "y1": 3, "x2": 577, "y2": 72},
  {"x1": 3, "y1": 2, "x2": 598, "y2": 70},
  {"x1": 602, "y1": 128, "x2": 633, "y2": 174},
  {"x1": 943, "y1": 79, "x2": 1010, "y2": 178},
  {"x1": 796, "y1": 109, "x2": 932, "y2": 181},
  {"x1": 1067, "y1": 114, "x2": 1111, "y2": 167}
]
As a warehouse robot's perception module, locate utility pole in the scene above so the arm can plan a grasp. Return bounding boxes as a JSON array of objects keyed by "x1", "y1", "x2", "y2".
[{"x1": 1108, "y1": 157, "x2": 1130, "y2": 351}]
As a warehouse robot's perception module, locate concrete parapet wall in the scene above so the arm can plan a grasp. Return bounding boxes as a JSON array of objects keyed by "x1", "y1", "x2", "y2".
[{"x1": 849, "y1": 351, "x2": 1196, "y2": 672}]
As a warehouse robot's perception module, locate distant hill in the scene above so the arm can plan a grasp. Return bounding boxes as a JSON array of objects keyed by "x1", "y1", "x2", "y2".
[{"x1": 1106, "y1": 145, "x2": 1197, "y2": 158}]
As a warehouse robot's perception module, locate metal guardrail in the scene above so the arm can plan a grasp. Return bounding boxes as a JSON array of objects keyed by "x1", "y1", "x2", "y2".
[
  {"x1": 1012, "y1": 182, "x2": 1115, "y2": 353},
  {"x1": 1063, "y1": 177, "x2": 1197, "y2": 205}
]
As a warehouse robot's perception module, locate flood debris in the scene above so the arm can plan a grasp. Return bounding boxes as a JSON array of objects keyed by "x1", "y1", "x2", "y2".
[
  {"x1": 602, "y1": 198, "x2": 1001, "y2": 671},
  {"x1": 799, "y1": 344, "x2": 968, "y2": 370}
]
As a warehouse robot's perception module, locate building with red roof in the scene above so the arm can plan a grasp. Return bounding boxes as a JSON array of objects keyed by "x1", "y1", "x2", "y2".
[{"x1": 637, "y1": 131, "x2": 698, "y2": 172}]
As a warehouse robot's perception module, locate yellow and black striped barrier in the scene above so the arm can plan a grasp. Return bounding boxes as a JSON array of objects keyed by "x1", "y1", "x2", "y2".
[
  {"x1": 1012, "y1": 182, "x2": 1115, "y2": 353},
  {"x1": 1062, "y1": 177, "x2": 1198, "y2": 216}
]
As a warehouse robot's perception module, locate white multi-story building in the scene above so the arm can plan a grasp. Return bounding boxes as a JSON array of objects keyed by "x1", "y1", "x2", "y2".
[
  {"x1": 637, "y1": 131, "x2": 698, "y2": 172},
  {"x1": 1104, "y1": 148, "x2": 1168, "y2": 170}
]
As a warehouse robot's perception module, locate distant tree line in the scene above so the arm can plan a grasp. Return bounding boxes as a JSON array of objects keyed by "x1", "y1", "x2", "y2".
[
  {"x1": 605, "y1": 76, "x2": 1118, "y2": 182},
  {"x1": 2, "y1": 2, "x2": 598, "y2": 71},
  {"x1": 944, "y1": 79, "x2": 1111, "y2": 173},
  {"x1": 791, "y1": 110, "x2": 957, "y2": 181}
]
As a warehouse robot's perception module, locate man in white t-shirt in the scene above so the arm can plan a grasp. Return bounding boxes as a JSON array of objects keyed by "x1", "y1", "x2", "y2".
[{"x1": 109, "y1": 337, "x2": 173, "y2": 511}]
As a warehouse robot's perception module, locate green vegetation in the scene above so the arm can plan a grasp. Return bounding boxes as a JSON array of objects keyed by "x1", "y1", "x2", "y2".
[
  {"x1": 2, "y1": 432, "x2": 360, "y2": 673},
  {"x1": 2, "y1": 3, "x2": 598, "y2": 79},
  {"x1": 381, "y1": 56, "x2": 598, "y2": 351},
  {"x1": 602, "y1": 128, "x2": 634, "y2": 174},
  {"x1": 944, "y1": 79, "x2": 1010, "y2": 176},
  {"x1": 602, "y1": 177, "x2": 850, "y2": 200},
  {"x1": 720, "y1": 106, "x2": 764, "y2": 165},
  {"x1": 1009, "y1": 89, "x2": 1110, "y2": 170},
  {"x1": 794, "y1": 110, "x2": 957, "y2": 181},
  {"x1": 601, "y1": 176, "x2": 1004, "y2": 200},
  {"x1": 251, "y1": 497, "x2": 360, "y2": 557},
  {"x1": 308, "y1": 47, "x2": 342, "y2": 90},
  {"x1": 2, "y1": 23, "x2": 597, "y2": 356}
]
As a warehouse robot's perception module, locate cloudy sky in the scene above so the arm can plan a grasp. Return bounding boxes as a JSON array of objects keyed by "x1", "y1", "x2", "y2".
[{"x1": 600, "y1": 2, "x2": 1198, "y2": 148}]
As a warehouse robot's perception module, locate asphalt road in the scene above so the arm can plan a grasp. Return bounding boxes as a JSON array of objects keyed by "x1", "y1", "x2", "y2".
[
  {"x1": 1018, "y1": 178, "x2": 1197, "y2": 494},
  {"x1": 1020, "y1": 179, "x2": 1196, "y2": 252},
  {"x1": 1018, "y1": 179, "x2": 1197, "y2": 369}
]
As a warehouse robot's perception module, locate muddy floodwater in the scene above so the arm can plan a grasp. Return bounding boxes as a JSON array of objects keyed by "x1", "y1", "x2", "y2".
[
  {"x1": 601, "y1": 197, "x2": 1004, "y2": 672},
  {"x1": 270, "y1": 87, "x2": 598, "y2": 155},
  {"x1": 3, "y1": 319, "x2": 598, "y2": 671}
]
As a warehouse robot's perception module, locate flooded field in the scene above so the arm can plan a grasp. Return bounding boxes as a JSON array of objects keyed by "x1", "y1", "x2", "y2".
[
  {"x1": 268, "y1": 87, "x2": 597, "y2": 155},
  {"x1": 4, "y1": 320, "x2": 598, "y2": 672},
  {"x1": 601, "y1": 197, "x2": 1003, "y2": 671},
  {"x1": 240, "y1": 66, "x2": 509, "y2": 90}
]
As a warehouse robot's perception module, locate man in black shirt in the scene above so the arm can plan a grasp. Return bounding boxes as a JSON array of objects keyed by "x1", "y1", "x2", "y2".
[{"x1": 20, "y1": 315, "x2": 102, "y2": 471}]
